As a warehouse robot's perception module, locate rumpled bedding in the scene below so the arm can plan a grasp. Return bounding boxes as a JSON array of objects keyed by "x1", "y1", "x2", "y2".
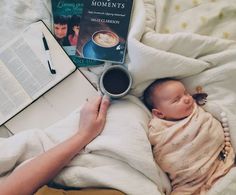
[
  {"x1": 1, "y1": 0, "x2": 236, "y2": 194},
  {"x1": 149, "y1": 104, "x2": 235, "y2": 194},
  {"x1": 128, "y1": 0, "x2": 236, "y2": 194},
  {"x1": 0, "y1": 96, "x2": 170, "y2": 195}
]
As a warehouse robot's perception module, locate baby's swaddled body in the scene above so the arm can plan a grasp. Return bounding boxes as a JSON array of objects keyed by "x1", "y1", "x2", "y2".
[{"x1": 149, "y1": 104, "x2": 235, "y2": 195}]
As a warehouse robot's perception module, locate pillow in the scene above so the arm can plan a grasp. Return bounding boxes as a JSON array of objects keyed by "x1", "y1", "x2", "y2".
[{"x1": 181, "y1": 60, "x2": 236, "y2": 151}]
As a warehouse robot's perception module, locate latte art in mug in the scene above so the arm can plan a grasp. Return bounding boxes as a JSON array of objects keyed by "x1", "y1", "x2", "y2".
[{"x1": 93, "y1": 31, "x2": 119, "y2": 47}]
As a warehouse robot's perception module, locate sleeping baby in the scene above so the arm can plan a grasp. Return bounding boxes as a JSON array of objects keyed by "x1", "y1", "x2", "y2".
[{"x1": 143, "y1": 78, "x2": 235, "y2": 195}]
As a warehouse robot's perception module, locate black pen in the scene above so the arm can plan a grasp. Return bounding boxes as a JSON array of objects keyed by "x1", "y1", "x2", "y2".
[{"x1": 42, "y1": 33, "x2": 56, "y2": 74}]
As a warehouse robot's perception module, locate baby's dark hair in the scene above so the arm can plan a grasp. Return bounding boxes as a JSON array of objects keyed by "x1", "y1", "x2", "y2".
[{"x1": 143, "y1": 78, "x2": 177, "y2": 110}]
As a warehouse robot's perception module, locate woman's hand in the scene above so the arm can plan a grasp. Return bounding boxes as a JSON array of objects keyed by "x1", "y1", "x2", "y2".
[
  {"x1": 78, "y1": 95, "x2": 110, "y2": 144},
  {"x1": 0, "y1": 95, "x2": 110, "y2": 195}
]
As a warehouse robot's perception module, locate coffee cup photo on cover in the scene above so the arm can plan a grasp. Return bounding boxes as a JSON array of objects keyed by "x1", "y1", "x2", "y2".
[{"x1": 81, "y1": 30, "x2": 125, "y2": 62}]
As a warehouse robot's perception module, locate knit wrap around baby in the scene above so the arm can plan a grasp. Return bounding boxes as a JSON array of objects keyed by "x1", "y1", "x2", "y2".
[{"x1": 149, "y1": 103, "x2": 235, "y2": 195}]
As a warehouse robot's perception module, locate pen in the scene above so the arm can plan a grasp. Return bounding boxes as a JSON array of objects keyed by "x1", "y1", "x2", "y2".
[{"x1": 42, "y1": 33, "x2": 56, "y2": 74}]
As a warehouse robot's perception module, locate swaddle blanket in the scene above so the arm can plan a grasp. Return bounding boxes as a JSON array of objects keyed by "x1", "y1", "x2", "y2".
[{"x1": 149, "y1": 103, "x2": 235, "y2": 195}]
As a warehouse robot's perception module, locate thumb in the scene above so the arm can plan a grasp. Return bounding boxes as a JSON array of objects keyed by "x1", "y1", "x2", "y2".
[{"x1": 98, "y1": 96, "x2": 110, "y2": 120}]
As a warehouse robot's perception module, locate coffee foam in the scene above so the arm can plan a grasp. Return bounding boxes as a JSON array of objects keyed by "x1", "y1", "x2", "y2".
[{"x1": 93, "y1": 31, "x2": 118, "y2": 47}]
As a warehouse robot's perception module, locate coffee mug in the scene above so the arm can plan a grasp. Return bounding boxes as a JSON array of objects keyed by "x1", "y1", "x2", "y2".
[
  {"x1": 92, "y1": 30, "x2": 120, "y2": 56},
  {"x1": 99, "y1": 65, "x2": 132, "y2": 99}
]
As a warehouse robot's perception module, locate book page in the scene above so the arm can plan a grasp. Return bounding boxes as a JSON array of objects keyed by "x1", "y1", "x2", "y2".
[
  {"x1": 0, "y1": 21, "x2": 76, "y2": 125},
  {"x1": 22, "y1": 22, "x2": 76, "y2": 98},
  {"x1": 0, "y1": 59, "x2": 31, "y2": 124},
  {"x1": 0, "y1": 25, "x2": 54, "y2": 125},
  {"x1": 5, "y1": 70, "x2": 98, "y2": 134},
  {"x1": 0, "y1": 37, "x2": 53, "y2": 99}
]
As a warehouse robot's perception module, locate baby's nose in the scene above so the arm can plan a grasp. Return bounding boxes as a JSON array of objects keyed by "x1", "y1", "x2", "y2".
[{"x1": 184, "y1": 96, "x2": 191, "y2": 104}]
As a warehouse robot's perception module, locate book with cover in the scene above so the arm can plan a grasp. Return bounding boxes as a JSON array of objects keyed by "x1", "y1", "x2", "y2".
[
  {"x1": 76, "y1": 0, "x2": 133, "y2": 63},
  {"x1": 0, "y1": 21, "x2": 77, "y2": 125},
  {"x1": 51, "y1": 0, "x2": 104, "y2": 67}
]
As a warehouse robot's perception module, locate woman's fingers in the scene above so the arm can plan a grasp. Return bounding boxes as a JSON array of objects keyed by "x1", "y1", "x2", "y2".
[
  {"x1": 84, "y1": 96, "x2": 102, "y2": 111},
  {"x1": 98, "y1": 96, "x2": 110, "y2": 121}
]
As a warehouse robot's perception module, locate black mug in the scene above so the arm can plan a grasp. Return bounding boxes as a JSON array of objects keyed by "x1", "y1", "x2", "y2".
[{"x1": 99, "y1": 65, "x2": 132, "y2": 99}]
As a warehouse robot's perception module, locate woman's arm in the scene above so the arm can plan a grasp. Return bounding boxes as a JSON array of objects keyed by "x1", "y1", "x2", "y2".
[{"x1": 0, "y1": 95, "x2": 110, "y2": 195}]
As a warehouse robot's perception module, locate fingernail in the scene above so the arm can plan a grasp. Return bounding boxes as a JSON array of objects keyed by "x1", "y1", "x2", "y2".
[{"x1": 104, "y1": 95, "x2": 111, "y2": 101}]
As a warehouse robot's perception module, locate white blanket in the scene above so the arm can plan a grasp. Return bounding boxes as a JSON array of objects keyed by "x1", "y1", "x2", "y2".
[
  {"x1": 128, "y1": 0, "x2": 236, "y2": 194},
  {"x1": 1, "y1": 0, "x2": 236, "y2": 194},
  {"x1": 0, "y1": 96, "x2": 170, "y2": 195}
]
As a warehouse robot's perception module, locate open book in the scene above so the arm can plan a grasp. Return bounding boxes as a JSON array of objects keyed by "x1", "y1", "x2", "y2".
[{"x1": 0, "y1": 21, "x2": 77, "y2": 125}]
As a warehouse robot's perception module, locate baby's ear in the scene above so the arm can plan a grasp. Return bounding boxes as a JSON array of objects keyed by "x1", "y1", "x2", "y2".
[{"x1": 152, "y1": 109, "x2": 165, "y2": 119}]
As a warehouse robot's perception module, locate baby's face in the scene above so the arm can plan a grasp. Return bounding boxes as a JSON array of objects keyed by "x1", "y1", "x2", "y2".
[{"x1": 152, "y1": 81, "x2": 194, "y2": 120}]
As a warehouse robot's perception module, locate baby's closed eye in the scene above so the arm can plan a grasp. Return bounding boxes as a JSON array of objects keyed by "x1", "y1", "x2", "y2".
[{"x1": 172, "y1": 97, "x2": 180, "y2": 103}]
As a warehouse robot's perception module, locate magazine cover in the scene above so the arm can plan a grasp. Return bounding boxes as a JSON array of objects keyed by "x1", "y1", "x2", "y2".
[
  {"x1": 76, "y1": 0, "x2": 133, "y2": 63},
  {"x1": 51, "y1": 0, "x2": 103, "y2": 67}
]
